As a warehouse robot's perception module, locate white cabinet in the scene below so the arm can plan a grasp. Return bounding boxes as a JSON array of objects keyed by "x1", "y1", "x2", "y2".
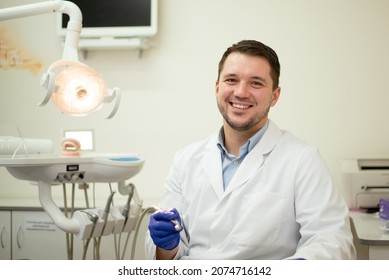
[
  {"x1": 9, "y1": 210, "x2": 116, "y2": 260},
  {"x1": 0, "y1": 211, "x2": 11, "y2": 259},
  {"x1": 350, "y1": 211, "x2": 389, "y2": 260},
  {"x1": 0, "y1": 209, "x2": 148, "y2": 260},
  {"x1": 11, "y1": 210, "x2": 71, "y2": 260}
]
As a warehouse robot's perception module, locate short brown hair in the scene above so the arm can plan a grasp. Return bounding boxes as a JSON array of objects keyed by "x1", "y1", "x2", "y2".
[{"x1": 217, "y1": 40, "x2": 280, "y2": 90}]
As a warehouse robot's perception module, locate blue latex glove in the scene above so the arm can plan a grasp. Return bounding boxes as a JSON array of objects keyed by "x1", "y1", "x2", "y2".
[{"x1": 149, "y1": 208, "x2": 182, "y2": 250}]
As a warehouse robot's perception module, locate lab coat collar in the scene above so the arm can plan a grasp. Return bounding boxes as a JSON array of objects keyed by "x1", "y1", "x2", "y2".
[
  {"x1": 225, "y1": 120, "x2": 283, "y2": 194},
  {"x1": 216, "y1": 121, "x2": 270, "y2": 158},
  {"x1": 202, "y1": 120, "x2": 283, "y2": 199}
]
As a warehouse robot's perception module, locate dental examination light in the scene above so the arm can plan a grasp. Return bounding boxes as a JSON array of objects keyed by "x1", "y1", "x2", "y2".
[{"x1": 0, "y1": 0, "x2": 121, "y2": 118}]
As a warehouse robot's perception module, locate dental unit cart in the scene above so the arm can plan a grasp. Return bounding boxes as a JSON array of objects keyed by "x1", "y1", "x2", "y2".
[{"x1": 0, "y1": 153, "x2": 147, "y2": 260}]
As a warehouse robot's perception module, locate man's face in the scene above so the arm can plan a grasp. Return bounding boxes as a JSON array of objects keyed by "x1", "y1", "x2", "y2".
[{"x1": 216, "y1": 52, "x2": 280, "y2": 133}]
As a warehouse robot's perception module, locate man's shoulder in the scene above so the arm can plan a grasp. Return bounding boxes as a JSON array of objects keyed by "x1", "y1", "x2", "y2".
[{"x1": 174, "y1": 134, "x2": 218, "y2": 159}]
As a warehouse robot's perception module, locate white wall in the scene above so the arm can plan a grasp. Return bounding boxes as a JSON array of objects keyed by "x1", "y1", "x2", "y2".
[{"x1": 1, "y1": 0, "x2": 389, "y2": 208}]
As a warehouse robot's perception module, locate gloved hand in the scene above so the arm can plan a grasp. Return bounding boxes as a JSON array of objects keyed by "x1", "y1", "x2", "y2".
[{"x1": 149, "y1": 208, "x2": 182, "y2": 250}]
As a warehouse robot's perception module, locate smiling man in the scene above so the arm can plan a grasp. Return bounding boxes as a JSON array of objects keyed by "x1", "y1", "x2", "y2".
[{"x1": 145, "y1": 40, "x2": 356, "y2": 260}]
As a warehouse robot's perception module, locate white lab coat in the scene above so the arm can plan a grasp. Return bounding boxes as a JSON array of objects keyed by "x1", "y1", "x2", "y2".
[{"x1": 145, "y1": 120, "x2": 356, "y2": 259}]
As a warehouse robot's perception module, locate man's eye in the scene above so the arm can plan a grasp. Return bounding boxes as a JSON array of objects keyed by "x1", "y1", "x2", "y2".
[
  {"x1": 225, "y1": 78, "x2": 237, "y2": 84},
  {"x1": 251, "y1": 81, "x2": 263, "y2": 88}
]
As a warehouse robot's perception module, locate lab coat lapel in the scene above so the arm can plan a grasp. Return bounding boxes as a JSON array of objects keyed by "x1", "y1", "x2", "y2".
[
  {"x1": 225, "y1": 120, "x2": 283, "y2": 194},
  {"x1": 224, "y1": 150, "x2": 264, "y2": 194},
  {"x1": 202, "y1": 139, "x2": 224, "y2": 200}
]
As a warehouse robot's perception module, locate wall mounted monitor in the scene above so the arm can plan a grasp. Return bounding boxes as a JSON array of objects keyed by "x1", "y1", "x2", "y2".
[{"x1": 57, "y1": 0, "x2": 158, "y2": 39}]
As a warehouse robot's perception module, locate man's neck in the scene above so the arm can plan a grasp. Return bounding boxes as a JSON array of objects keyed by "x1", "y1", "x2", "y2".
[
  {"x1": 223, "y1": 126, "x2": 260, "y2": 156},
  {"x1": 223, "y1": 134, "x2": 245, "y2": 156}
]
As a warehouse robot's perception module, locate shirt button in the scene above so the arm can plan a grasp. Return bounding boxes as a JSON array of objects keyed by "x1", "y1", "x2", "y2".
[{"x1": 233, "y1": 160, "x2": 238, "y2": 165}]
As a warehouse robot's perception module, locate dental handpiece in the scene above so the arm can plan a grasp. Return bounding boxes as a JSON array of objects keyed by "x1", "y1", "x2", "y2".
[
  {"x1": 152, "y1": 206, "x2": 182, "y2": 231},
  {"x1": 102, "y1": 191, "x2": 115, "y2": 221},
  {"x1": 121, "y1": 183, "x2": 135, "y2": 218},
  {"x1": 170, "y1": 219, "x2": 182, "y2": 231}
]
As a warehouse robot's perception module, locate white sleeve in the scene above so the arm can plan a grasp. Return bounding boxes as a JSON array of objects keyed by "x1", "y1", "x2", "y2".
[
  {"x1": 290, "y1": 147, "x2": 356, "y2": 259},
  {"x1": 143, "y1": 150, "x2": 189, "y2": 259}
]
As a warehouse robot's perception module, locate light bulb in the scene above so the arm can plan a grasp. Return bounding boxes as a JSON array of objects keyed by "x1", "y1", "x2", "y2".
[{"x1": 51, "y1": 62, "x2": 108, "y2": 116}]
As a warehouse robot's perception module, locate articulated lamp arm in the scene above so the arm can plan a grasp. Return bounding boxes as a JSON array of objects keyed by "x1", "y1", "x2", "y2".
[
  {"x1": 0, "y1": 0, "x2": 82, "y2": 61},
  {"x1": 0, "y1": 1, "x2": 121, "y2": 118}
]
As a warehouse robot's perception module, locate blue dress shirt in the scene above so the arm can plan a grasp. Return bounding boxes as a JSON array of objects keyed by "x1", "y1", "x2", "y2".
[{"x1": 217, "y1": 121, "x2": 269, "y2": 190}]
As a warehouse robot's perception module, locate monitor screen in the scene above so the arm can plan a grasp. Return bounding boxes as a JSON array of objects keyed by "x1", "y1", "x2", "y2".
[{"x1": 57, "y1": 0, "x2": 158, "y2": 38}]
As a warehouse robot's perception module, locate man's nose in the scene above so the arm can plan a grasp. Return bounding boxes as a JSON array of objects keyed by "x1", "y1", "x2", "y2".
[{"x1": 233, "y1": 82, "x2": 250, "y2": 98}]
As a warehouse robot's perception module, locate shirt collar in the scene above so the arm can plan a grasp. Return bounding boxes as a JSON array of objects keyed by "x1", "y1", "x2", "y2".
[{"x1": 217, "y1": 121, "x2": 269, "y2": 156}]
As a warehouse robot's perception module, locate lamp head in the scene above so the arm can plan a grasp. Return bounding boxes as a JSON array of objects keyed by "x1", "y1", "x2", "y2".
[
  {"x1": 40, "y1": 60, "x2": 121, "y2": 118},
  {"x1": 51, "y1": 61, "x2": 107, "y2": 116}
]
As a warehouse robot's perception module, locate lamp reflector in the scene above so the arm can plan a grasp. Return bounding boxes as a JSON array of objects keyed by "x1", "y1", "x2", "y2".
[{"x1": 51, "y1": 62, "x2": 108, "y2": 116}]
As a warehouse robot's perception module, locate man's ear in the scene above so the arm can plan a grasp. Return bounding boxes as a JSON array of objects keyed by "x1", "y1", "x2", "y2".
[
  {"x1": 270, "y1": 87, "x2": 281, "y2": 107},
  {"x1": 215, "y1": 80, "x2": 219, "y2": 96}
]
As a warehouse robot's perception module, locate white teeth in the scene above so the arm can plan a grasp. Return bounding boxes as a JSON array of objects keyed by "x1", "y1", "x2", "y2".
[{"x1": 232, "y1": 103, "x2": 249, "y2": 109}]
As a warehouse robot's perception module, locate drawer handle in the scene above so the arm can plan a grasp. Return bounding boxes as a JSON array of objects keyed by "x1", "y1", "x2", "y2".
[
  {"x1": 0, "y1": 225, "x2": 7, "y2": 248},
  {"x1": 16, "y1": 225, "x2": 24, "y2": 249}
]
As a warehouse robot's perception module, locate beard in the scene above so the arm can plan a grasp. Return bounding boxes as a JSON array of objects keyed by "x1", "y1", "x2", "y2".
[{"x1": 217, "y1": 101, "x2": 270, "y2": 132}]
